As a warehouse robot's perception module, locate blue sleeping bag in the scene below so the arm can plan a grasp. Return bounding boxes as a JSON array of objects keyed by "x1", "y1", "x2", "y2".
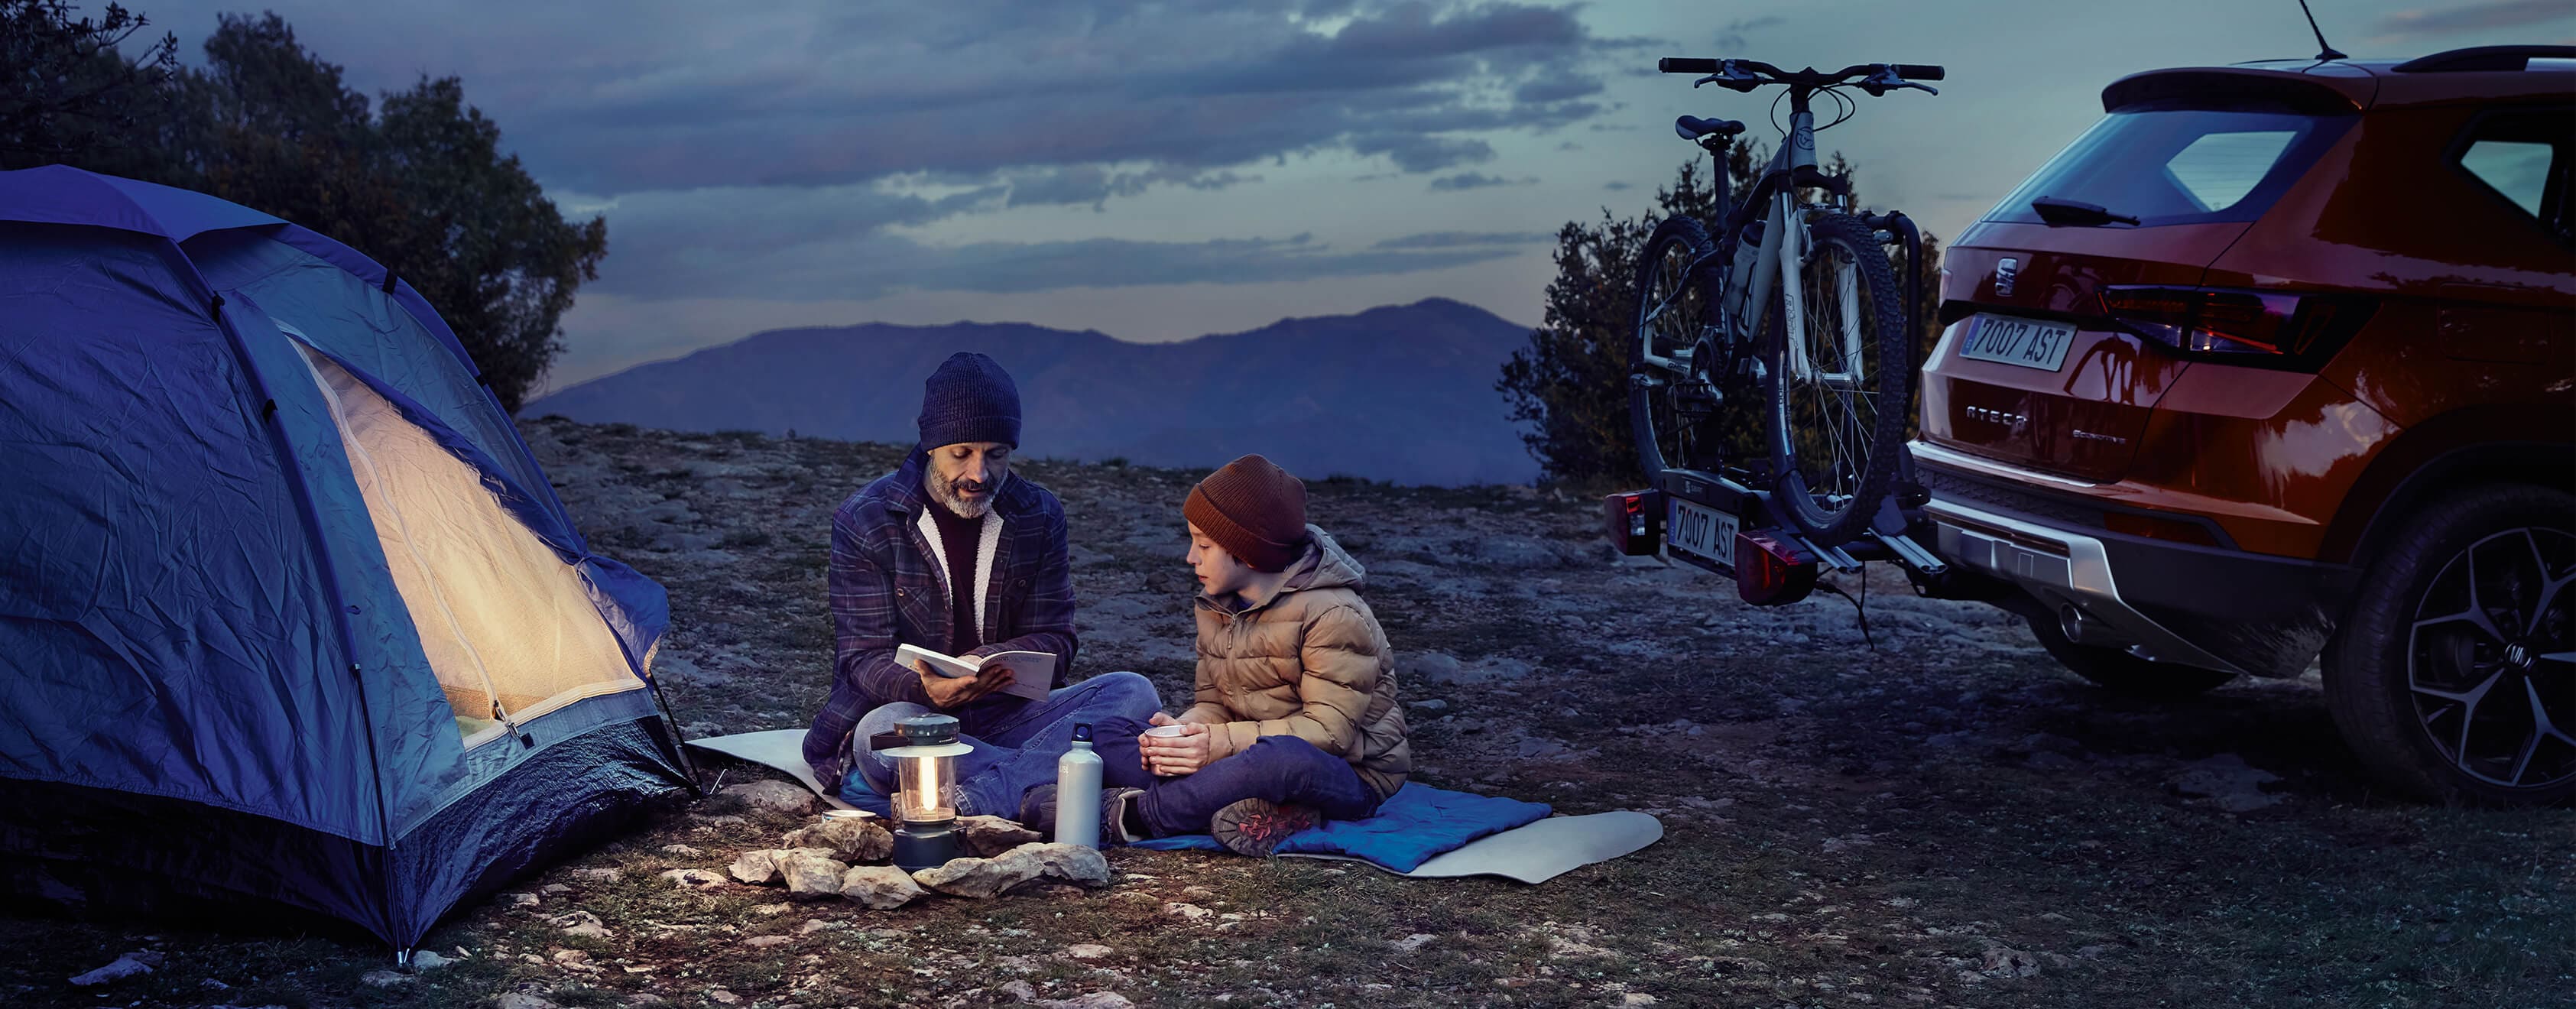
[{"x1": 1131, "y1": 784, "x2": 1551, "y2": 871}]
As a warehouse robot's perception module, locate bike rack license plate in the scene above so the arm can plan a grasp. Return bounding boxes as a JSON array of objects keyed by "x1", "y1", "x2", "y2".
[{"x1": 1666, "y1": 495, "x2": 1740, "y2": 567}]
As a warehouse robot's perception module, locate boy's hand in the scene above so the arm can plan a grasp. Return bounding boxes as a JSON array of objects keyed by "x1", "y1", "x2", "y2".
[
  {"x1": 917, "y1": 659, "x2": 1014, "y2": 709},
  {"x1": 1139, "y1": 713, "x2": 1210, "y2": 777}
]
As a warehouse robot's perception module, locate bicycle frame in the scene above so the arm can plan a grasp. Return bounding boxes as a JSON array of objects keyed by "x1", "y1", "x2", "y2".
[{"x1": 1700, "y1": 97, "x2": 1866, "y2": 390}]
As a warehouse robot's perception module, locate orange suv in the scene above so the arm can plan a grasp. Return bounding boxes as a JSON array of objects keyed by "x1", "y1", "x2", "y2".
[{"x1": 1913, "y1": 45, "x2": 2574, "y2": 805}]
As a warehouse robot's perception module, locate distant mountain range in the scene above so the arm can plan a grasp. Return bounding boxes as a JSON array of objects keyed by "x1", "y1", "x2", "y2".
[{"x1": 523, "y1": 298, "x2": 1540, "y2": 486}]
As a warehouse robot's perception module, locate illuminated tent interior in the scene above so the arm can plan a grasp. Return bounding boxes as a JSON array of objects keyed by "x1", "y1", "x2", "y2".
[{"x1": 0, "y1": 166, "x2": 691, "y2": 952}]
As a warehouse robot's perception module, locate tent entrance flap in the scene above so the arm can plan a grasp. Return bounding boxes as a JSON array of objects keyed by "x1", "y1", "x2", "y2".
[{"x1": 290, "y1": 339, "x2": 641, "y2": 740}]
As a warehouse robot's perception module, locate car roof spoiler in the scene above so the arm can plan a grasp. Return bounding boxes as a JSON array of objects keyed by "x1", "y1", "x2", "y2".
[{"x1": 2101, "y1": 68, "x2": 2366, "y2": 115}]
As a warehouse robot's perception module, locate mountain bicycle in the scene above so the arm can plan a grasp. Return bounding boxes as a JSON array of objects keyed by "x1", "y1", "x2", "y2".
[{"x1": 1630, "y1": 57, "x2": 1942, "y2": 550}]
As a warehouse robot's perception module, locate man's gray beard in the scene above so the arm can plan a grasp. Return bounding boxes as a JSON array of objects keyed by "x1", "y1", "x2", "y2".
[{"x1": 927, "y1": 471, "x2": 1003, "y2": 520}]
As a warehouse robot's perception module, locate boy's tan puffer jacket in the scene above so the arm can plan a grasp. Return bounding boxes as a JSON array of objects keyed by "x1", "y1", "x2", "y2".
[{"x1": 1178, "y1": 525, "x2": 1410, "y2": 799}]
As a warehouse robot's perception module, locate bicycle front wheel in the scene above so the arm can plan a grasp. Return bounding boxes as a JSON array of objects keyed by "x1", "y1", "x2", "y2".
[
  {"x1": 1630, "y1": 216, "x2": 1722, "y2": 482},
  {"x1": 1763, "y1": 210, "x2": 1910, "y2": 545}
]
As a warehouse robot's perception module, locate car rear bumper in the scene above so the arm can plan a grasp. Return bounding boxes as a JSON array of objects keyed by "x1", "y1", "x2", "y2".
[{"x1": 1913, "y1": 441, "x2": 2354, "y2": 677}]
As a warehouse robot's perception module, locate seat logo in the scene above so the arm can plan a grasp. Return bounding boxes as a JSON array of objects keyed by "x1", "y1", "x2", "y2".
[
  {"x1": 1965, "y1": 405, "x2": 2025, "y2": 430},
  {"x1": 1994, "y1": 258, "x2": 2020, "y2": 297},
  {"x1": 2072, "y1": 429, "x2": 2129, "y2": 446}
]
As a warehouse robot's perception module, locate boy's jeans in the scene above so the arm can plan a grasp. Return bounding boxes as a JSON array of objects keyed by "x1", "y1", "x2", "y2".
[
  {"x1": 1090, "y1": 718, "x2": 1384, "y2": 838},
  {"x1": 845, "y1": 670, "x2": 1160, "y2": 816}
]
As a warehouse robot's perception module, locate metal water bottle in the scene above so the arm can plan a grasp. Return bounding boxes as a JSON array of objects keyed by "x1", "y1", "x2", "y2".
[{"x1": 1055, "y1": 723, "x2": 1103, "y2": 848}]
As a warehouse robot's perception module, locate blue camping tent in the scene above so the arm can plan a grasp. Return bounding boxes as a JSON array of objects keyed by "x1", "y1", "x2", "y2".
[{"x1": 0, "y1": 166, "x2": 690, "y2": 951}]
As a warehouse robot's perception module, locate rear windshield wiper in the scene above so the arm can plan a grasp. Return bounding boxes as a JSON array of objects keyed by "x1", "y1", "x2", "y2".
[{"x1": 2030, "y1": 196, "x2": 2141, "y2": 227}]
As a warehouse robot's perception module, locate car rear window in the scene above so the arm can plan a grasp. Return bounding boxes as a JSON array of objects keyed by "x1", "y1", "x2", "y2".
[{"x1": 1987, "y1": 109, "x2": 2356, "y2": 227}]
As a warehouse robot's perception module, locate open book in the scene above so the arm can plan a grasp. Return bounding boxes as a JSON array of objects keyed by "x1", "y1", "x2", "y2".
[{"x1": 894, "y1": 644, "x2": 1056, "y2": 702}]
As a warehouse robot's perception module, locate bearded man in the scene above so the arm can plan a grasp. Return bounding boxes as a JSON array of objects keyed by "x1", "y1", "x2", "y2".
[{"x1": 800, "y1": 352, "x2": 1159, "y2": 813}]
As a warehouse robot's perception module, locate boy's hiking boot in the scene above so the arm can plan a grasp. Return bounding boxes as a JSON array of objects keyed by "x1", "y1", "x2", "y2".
[
  {"x1": 1210, "y1": 798, "x2": 1316, "y2": 856},
  {"x1": 1018, "y1": 784, "x2": 1146, "y2": 847}
]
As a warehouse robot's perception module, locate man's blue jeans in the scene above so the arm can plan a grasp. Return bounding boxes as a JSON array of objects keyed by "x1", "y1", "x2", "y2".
[
  {"x1": 844, "y1": 670, "x2": 1160, "y2": 816},
  {"x1": 1088, "y1": 718, "x2": 1384, "y2": 838}
]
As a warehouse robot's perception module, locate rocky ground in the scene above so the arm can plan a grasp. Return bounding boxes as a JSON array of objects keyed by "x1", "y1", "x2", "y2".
[{"x1": 2, "y1": 418, "x2": 2569, "y2": 1008}]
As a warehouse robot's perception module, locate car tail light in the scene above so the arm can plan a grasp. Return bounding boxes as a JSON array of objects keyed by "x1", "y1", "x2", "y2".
[
  {"x1": 2098, "y1": 285, "x2": 2374, "y2": 369},
  {"x1": 1734, "y1": 530, "x2": 1818, "y2": 606},
  {"x1": 1603, "y1": 491, "x2": 1662, "y2": 556}
]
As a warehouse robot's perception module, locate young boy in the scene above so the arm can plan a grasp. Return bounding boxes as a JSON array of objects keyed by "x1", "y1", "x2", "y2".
[{"x1": 1024, "y1": 453, "x2": 1411, "y2": 855}]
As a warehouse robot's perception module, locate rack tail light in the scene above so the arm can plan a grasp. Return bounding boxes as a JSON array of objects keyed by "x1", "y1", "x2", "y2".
[
  {"x1": 1603, "y1": 490, "x2": 1663, "y2": 556},
  {"x1": 1734, "y1": 530, "x2": 1819, "y2": 606}
]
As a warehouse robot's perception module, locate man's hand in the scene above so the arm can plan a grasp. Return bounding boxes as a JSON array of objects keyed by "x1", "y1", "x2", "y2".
[
  {"x1": 1140, "y1": 711, "x2": 1211, "y2": 777},
  {"x1": 917, "y1": 660, "x2": 1014, "y2": 709}
]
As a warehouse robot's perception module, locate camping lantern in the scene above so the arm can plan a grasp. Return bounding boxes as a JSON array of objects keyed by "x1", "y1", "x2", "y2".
[{"x1": 885, "y1": 714, "x2": 972, "y2": 870}]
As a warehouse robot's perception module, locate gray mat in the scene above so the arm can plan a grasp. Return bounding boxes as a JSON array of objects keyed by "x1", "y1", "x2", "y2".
[
  {"x1": 684, "y1": 730, "x2": 1662, "y2": 881},
  {"x1": 686, "y1": 729, "x2": 855, "y2": 810}
]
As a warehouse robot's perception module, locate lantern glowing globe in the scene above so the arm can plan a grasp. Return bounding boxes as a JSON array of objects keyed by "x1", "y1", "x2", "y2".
[{"x1": 884, "y1": 714, "x2": 971, "y2": 870}]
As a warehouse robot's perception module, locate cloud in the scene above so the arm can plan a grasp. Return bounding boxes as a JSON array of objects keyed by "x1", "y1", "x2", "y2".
[
  {"x1": 1002, "y1": 166, "x2": 1261, "y2": 210},
  {"x1": 1370, "y1": 230, "x2": 1554, "y2": 249},
  {"x1": 2371, "y1": 1, "x2": 2570, "y2": 37},
  {"x1": 1713, "y1": 15, "x2": 1786, "y2": 52},
  {"x1": 242, "y1": 0, "x2": 1628, "y2": 196},
  {"x1": 1429, "y1": 171, "x2": 1536, "y2": 190},
  {"x1": 588, "y1": 203, "x2": 1527, "y2": 302}
]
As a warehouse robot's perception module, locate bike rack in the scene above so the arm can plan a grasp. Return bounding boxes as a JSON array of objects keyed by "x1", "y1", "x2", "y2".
[{"x1": 1633, "y1": 206, "x2": 1949, "y2": 597}]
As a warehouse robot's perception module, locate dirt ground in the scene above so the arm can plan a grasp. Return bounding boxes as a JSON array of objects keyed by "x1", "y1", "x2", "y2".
[{"x1": 2, "y1": 420, "x2": 2567, "y2": 1009}]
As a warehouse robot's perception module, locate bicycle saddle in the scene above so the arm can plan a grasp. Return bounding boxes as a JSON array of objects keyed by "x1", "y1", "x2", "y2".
[{"x1": 1675, "y1": 115, "x2": 1746, "y2": 140}]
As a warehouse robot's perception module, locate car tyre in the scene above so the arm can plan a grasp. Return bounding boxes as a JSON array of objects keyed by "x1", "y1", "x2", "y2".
[
  {"x1": 2324, "y1": 485, "x2": 2575, "y2": 806},
  {"x1": 2023, "y1": 611, "x2": 2237, "y2": 699}
]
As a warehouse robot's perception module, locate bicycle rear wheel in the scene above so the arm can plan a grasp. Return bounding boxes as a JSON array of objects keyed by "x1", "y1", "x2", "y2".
[
  {"x1": 1763, "y1": 210, "x2": 1910, "y2": 545},
  {"x1": 1629, "y1": 216, "x2": 1724, "y2": 481}
]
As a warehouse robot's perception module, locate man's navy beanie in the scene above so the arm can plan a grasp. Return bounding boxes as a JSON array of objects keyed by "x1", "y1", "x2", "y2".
[{"x1": 917, "y1": 352, "x2": 1023, "y2": 449}]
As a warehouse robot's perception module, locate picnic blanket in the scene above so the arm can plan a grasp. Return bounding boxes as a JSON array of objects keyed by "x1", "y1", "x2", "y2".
[{"x1": 685, "y1": 730, "x2": 1662, "y2": 882}]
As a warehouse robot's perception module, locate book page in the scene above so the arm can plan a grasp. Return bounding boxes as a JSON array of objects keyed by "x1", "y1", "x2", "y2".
[
  {"x1": 895, "y1": 643, "x2": 979, "y2": 678},
  {"x1": 978, "y1": 651, "x2": 1057, "y2": 702}
]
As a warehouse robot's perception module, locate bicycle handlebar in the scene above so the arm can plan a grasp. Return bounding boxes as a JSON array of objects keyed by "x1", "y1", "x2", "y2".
[{"x1": 1656, "y1": 57, "x2": 1945, "y2": 87}]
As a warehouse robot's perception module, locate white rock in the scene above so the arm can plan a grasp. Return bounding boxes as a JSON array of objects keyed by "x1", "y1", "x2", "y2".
[
  {"x1": 1065, "y1": 942, "x2": 1114, "y2": 959},
  {"x1": 1035, "y1": 994, "x2": 1134, "y2": 1009},
  {"x1": 550, "y1": 910, "x2": 613, "y2": 939},
  {"x1": 719, "y1": 779, "x2": 818, "y2": 816},
  {"x1": 840, "y1": 865, "x2": 927, "y2": 910},
  {"x1": 1163, "y1": 902, "x2": 1212, "y2": 920},
  {"x1": 496, "y1": 992, "x2": 561, "y2": 1009},
  {"x1": 410, "y1": 949, "x2": 456, "y2": 970},
  {"x1": 781, "y1": 851, "x2": 851, "y2": 900},
  {"x1": 504, "y1": 891, "x2": 540, "y2": 907},
  {"x1": 914, "y1": 847, "x2": 1048, "y2": 898},
  {"x1": 1019, "y1": 842, "x2": 1112, "y2": 887},
  {"x1": 69, "y1": 951, "x2": 163, "y2": 986},
  {"x1": 728, "y1": 849, "x2": 784, "y2": 884},
  {"x1": 360, "y1": 968, "x2": 414, "y2": 987},
  {"x1": 659, "y1": 868, "x2": 728, "y2": 889},
  {"x1": 569, "y1": 867, "x2": 622, "y2": 883},
  {"x1": 783, "y1": 814, "x2": 894, "y2": 862}
]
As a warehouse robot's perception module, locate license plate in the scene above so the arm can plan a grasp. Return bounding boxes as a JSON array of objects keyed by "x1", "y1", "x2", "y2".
[
  {"x1": 1959, "y1": 314, "x2": 2076, "y2": 371},
  {"x1": 1666, "y1": 497, "x2": 1740, "y2": 564}
]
